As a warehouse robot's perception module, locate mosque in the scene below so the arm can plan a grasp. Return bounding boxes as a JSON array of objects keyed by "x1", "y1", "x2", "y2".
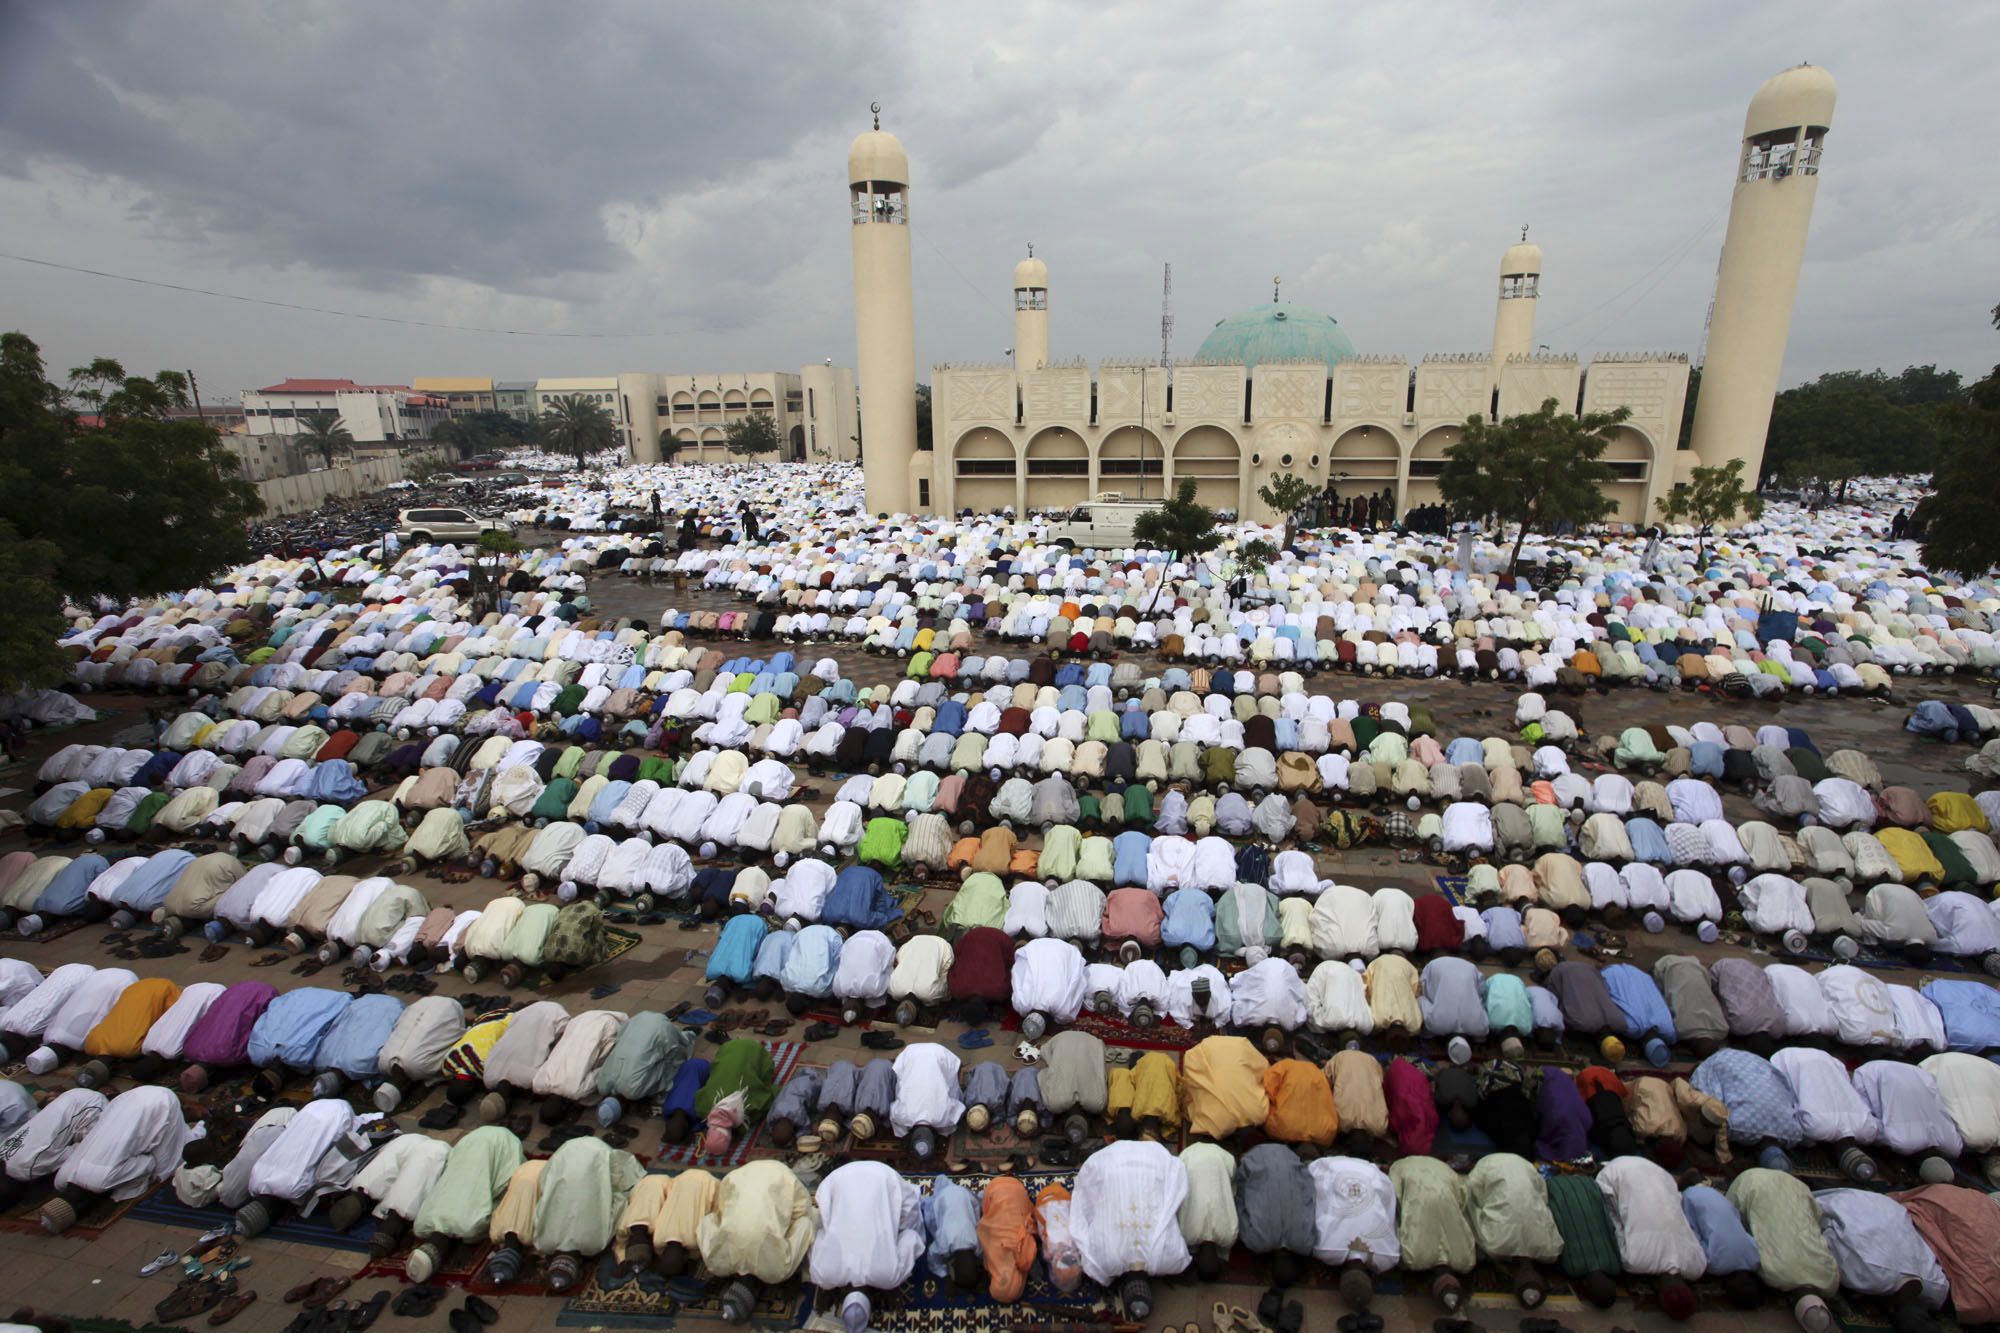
[{"x1": 849, "y1": 65, "x2": 1837, "y2": 525}]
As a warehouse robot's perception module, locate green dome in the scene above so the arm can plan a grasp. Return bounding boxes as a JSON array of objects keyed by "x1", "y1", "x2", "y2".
[{"x1": 1194, "y1": 301, "x2": 1357, "y2": 368}]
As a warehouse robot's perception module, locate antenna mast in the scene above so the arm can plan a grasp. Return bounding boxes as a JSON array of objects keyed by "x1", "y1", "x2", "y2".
[{"x1": 1159, "y1": 262, "x2": 1174, "y2": 373}]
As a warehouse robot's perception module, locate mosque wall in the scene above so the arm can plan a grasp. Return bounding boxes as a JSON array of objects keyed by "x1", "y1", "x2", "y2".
[{"x1": 932, "y1": 351, "x2": 1690, "y2": 529}]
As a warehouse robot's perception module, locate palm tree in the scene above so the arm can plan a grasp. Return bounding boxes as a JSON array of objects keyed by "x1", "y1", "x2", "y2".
[
  {"x1": 540, "y1": 394, "x2": 618, "y2": 471},
  {"x1": 296, "y1": 409, "x2": 355, "y2": 470}
]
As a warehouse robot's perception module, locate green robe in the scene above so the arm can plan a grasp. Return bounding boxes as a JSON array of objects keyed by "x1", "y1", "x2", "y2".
[
  {"x1": 413, "y1": 1126, "x2": 524, "y2": 1243},
  {"x1": 697, "y1": 1037, "x2": 776, "y2": 1119}
]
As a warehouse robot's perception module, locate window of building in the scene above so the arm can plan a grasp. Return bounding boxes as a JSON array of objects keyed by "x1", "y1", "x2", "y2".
[
  {"x1": 1026, "y1": 458, "x2": 1087, "y2": 476},
  {"x1": 1499, "y1": 273, "x2": 1539, "y2": 299},
  {"x1": 957, "y1": 458, "x2": 1016, "y2": 476},
  {"x1": 1409, "y1": 459, "x2": 1446, "y2": 478},
  {"x1": 1609, "y1": 461, "x2": 1646, "y2": 481},
  {"x1": 918, "y1": 478, "x2": 930, "y2": 506},
  {"x1": 1099, "y1": 458, "x2": 1163, "y2": 476},
  {"x1": 851, "y1": 183, "x2": 908, "y2": 225},
  {"x1": 1741, "y1": 128, "x2": 1811, "y2": 181},
  {"x1": 1015, "y1": 289, "x2": 1047, "y2": 311}
]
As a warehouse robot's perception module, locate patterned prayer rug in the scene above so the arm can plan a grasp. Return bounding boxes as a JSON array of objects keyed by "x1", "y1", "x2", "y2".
[{"x1": 525, "y1": 924, "x2": 645, "y2": 988}]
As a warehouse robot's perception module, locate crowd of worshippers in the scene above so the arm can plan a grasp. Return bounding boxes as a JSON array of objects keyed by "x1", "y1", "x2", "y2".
[
  {"x1": 4, "y1": 966, "x2": 2000, "y2": 1332},
  {"x1": 7, "y1": 462, "x2": 1998, "y2": 1325}
]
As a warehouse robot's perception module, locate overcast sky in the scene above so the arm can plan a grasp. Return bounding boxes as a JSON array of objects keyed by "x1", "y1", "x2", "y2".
[{"x1": 2, "y1": 1, "x2": 1994, "y2": 401}]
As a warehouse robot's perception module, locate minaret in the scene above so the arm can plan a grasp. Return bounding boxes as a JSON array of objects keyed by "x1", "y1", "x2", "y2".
[
  {"x1": 1013, "y1": 247, "x2": 1049, "y2": 373},
  {"x1": 1688, "y1": 64, "x2": 1837, "y2": 482},
  {"x1": 849, "y1": 105, "x2": 919, "y2": 516},
  {"x1": 1491, "y1": 227, "x2": 1542, "y2": 369}
]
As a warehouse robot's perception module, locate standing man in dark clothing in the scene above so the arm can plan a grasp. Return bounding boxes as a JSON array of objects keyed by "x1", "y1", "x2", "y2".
[{"x1": 678, "y1": 510, "x2": 699, "y2": 552}]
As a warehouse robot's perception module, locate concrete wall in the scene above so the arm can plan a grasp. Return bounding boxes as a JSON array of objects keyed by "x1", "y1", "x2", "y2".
[{"x1": 253, "y1": 454, "x2": 424, "y2": 516}]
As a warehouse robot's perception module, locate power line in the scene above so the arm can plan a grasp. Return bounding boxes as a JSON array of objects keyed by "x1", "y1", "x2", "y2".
[
  {"x1": 1537, "y1": 203, "x2": 1726, "y2": 345},
  {"x1": 0, "y1": 251, "x2": 703, "y2": 339},
  {"x1": 916, "y1": 230, "x2": 1012, "y2": 321}
]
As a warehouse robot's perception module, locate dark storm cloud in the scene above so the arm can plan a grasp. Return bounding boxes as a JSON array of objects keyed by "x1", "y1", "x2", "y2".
[
  {"x1": 0, "y1": 1, "x2": 1993, "y2": 395},
  {"x1": 0, "y1": 0, "x2": 892, "y2": 290}
]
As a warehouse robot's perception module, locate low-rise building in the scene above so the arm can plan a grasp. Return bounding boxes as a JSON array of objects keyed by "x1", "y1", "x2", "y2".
[{"x1": 412, "y1": 376, "x2": 497, "y2": 415}]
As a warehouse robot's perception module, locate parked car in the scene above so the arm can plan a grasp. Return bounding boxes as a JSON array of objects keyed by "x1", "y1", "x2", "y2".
[{"x1": 398, "y1": 506, "x2": 514, "y2": 544}]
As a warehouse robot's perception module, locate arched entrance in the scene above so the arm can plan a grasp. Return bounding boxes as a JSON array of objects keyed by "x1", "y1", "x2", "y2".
[
  {"x1": 1403, "y1": 425, "x2": 1461, "y2": 513},
  {"x1": 1097, "y1": 425, "x2": 1165, "y2": 502},
  {"x1": 1169, "y1": 426, "x2": 1240, "y2": 513},
  {"x1": 1024, "y1": 427, "x2": 1088, "y2": 511},
  {"x1": 952, "y1": 428, "x2": 1018, "y2": 514},
  {"x1": 789, "y1": 425, "x2": 805, "y2": 461},
  {"x1": 698, "y1": 427, "x2": 725, "y2": 466},
  {"x1": 1602, "y1": 426, "x2": 1654, "y2": 525}
]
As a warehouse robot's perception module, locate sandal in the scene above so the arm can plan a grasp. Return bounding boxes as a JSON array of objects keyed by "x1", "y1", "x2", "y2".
[{"x1": 207, "y1": 1290, "x2": 259, "y2": 1326}]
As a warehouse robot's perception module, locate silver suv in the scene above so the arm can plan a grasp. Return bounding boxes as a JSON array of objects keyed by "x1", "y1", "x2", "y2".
[{"x1": 398, "y1": 506, "x2": 513, "y2": 544}]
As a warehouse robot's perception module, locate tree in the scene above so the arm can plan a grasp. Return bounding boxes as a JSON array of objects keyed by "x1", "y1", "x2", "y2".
[
  {"x1": 296, "y1": 409, "x2": 355, "y2": 470},
  {"x1": 0, "y1": 331, "x2": 262, "y2": 690},
  {"x1": 405, "y1": 455, "x2": 457, "y2": 485},
  {"x1": 1763, "y1": 369, "x2": 1948, "y2": 488},
  {"x1": 1677, "y1": 365, "x2": 1700, "y2": 454},
  {"x1": 657, "y1": 429, "x2": 687, "y2": 463},
  {"x1": 1256, "y1": 472, "x2": 1317, "y2": 551},
  {"x1": 1915, "y1": 302, "x2": 2000, "y2": 574},
  {"x1": 1437, "y1": 396, "x2": 1630, "y2": 577},
  {"x1": 723, "y1": 410, "x2": 781, "y2": 458},
  {"x1": 1132, "y1": 477, "x2": 1221, "y2": 611},
  {"x1": 428, "y1": 417, "x2": 474, "y2": 462},
  {"x1": 540, "y1": 394, "x2": 619, "y2": 470},
  {"x1": 1656, "y1": 456, "x2": 1764, "y2": 567}
]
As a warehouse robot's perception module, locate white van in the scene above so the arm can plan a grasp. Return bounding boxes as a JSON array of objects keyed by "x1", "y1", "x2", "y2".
[{"x1": 1044, "y1": 493, "x2": 1164, "y2": 549}]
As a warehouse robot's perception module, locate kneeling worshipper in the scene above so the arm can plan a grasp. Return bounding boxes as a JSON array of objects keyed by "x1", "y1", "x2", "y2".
[
  {"x1": 979, "y1": 1174, "x2": 1039, "y2": 1301},
  {"x1": 406, "y1": 1126, "x2": 526, "y2": 1284},
  {"x1": 1812, "y1": 1188, "x2": 1949, "y2": 1311},
  {"x1": 40, "y1": 1085, "x2": 195, "y2": 1234},
  {"x1": 1679, "y1": 1182, "x2": 1767, "y2": 1310},
  {"x1": 1595, "y1": 1154, "x2": 1706, "y2": 1320},
  {"x1": 0, "y1": 1087, "x2": 106, "y2": 1207},
  {"x1": 614, "y1": 1166, "x2": 720, "y2": 1278},
  {"x1": 1307, "y1": 1155, "x2": 1401, "y2": 1308},
  {"x1": 1181, "y1": 1034, "x2": 1270, "y2": 1143},
  {"x1": 889, "y1": 1043, "x2": 964, "y2": 1162},
  {"x1": 1388, "y1": 1155, "x2": 1475, "y2": 1313},
  {"x1": 1545, "y1": 1170, "x2": 1624, "y2": 1310},
  {"x1": 1726, "y1": 1166, "x2": 1840, "y2": 1332},
  {"x1": 697, "y1": 1160, "x2": 818, "y2": 1324},
  {"x1": 531, "y1": 1135, "x2": 646, "y2": 1292},
  {"x1": 1107, "y1": 1050, "x2": 1181, "y2": 1139},
  {"x1": 923, "y1": 1173, "x2": 983, "y2": 1289},
  {"x1": 1071, "y1": 1139, "x2": 1191, "y2": 1320},
  {"x1": 1176, "y1": 1141, "x2": 1240, "y2": 1283},
  {"x1": 1894, "y1": 1183, "x2": 2000, "y2": 1327},
  {"x1": 1465, "y1": 1151, "x2": 1566, "y2": 1307},
  {"x1": 696, "y1": 1037, "x2": 779, "y2": 1158},
  {"x1": 1234, "y1": 1141, "x2": 1319, "y2": 1289},
  {"x1": 808, "y1": 1161, "x2": 925, "y2": 1309},
  {"x1": 349, "y1": 1128, "x2": 450, "y2": 1260}
]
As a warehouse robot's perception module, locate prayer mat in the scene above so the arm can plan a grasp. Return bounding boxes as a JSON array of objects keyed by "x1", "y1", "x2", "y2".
[
  {"x1": 525, "y1": 924, "x2": 644, "y2": 989},
  {"x1": 359, "y1": 1238, "x2": 495, "y2": 1287},
  {"x1": 995, "y1": 1005, "x2": 1202, "y2": 1053},
  {"x1": 558, "y1": 1257, "x2": 814, "y2": 1330},
  {"x1": 651, "y1": 1039, "x2": 805, "y2": 1169},
  {"x1": 0, "y1": 1184, "x2": 140, "y2": 1239},
  {"x1": 126, "y1": 1186, "x2": 375, "y2": 1251},
  {"x1": 12, "y1": 915, "x2": 89, "y2": 946},
  {"x1": 1435, "y1": 873, "x2": 1472, "y2": 906}
]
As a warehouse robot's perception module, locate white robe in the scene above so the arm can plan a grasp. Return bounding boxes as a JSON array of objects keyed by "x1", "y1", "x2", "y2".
[
  {"x1": 1072, "y1": 1141, "x2": 1191, "y2": 1285},
  {"x1": 807, "y1": 1161, "x2": 924, "y2": 1290},
  {"x1": 1306, "y1": 1156, "x2": 1399, "y2": 1272}
]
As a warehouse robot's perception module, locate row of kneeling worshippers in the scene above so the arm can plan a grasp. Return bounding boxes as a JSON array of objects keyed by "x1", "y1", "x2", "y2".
[{"x1": 13, "y1": 1067, "x2": 2000, "y2": 1332}]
